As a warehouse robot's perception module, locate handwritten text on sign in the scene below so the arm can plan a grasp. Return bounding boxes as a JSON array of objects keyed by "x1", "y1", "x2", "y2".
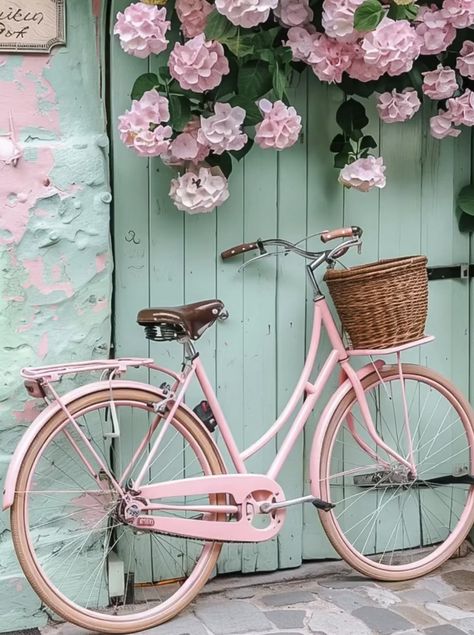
[{"x1": 0, "y1": 0, "x2": 66, "y2": 53}]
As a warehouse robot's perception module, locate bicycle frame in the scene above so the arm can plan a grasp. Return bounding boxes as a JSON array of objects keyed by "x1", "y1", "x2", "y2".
[
  {"x1": 132, "y1": 297, "x2": 433, "y2": 490},
  {"x1": 3, "y1": 297, "x2": 434, "y2": 525}
]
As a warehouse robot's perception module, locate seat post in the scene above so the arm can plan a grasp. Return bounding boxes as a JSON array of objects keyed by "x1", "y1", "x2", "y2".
[{"x1": 183, "y1": 340, "x2": 198, "y2": 361}]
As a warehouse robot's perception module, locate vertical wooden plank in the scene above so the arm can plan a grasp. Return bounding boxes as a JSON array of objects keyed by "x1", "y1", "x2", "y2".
[
  {"x1": 275, "y1": 73, "x2": 308, "y2": 569},
  {"x1": 216, "y1": 162, "x2": 246, "y2": 575},
  {"x1": 420, "y1": 104, "x2": 471, "y2": 551},
  {"x1": 375, "y1": 115, "x2": 424, "y2": 552},
  {"x1": 302, "y1": 79, "x2": 344, "y2": 559},
  {"x1": 240, "y1": 146, "x2": 279, "y2": 573},
  {"x1": 421, "y1": 102, "x2": 470, "y2": 392},
  {"x1": 109, "y1": 0, "x2": 153, "y2": 582},
  {"x1": 146, "y1": 43, "x2": 187, "y2": 576}
]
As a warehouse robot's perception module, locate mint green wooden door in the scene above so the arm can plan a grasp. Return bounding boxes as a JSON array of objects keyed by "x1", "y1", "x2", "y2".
[{"x1": 109, "y1": 0, "x2": 472, "y2": 578}]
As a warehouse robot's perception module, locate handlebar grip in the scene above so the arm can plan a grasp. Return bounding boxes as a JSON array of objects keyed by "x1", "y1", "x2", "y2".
[
  {"x1": 321, "y1": 227, "x2": 360, "y2": 243},
  {"x1": 221, "y1": 242, "x2": 260, "y2": 260}
]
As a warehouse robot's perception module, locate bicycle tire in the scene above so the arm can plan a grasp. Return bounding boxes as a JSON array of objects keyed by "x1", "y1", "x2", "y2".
[
  {"x1": 317, "y1": 364, "x2": 474, "y2": 581},
  {"x1": 11, "y1": 386, "x2": 226, "y2": 634}
]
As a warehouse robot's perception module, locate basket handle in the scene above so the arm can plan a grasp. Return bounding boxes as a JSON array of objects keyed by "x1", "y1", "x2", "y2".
[{"x1": 321, "y1": 226, "x2": 362, "y2": 243}]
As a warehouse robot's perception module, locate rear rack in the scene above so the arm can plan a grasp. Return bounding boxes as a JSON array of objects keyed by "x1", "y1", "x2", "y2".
[
  {"x1": 348, "y1": 335, "x2": 435, "y2": 357},
  {"x1": 21, "y1": 358, "x2": 155, "y2": 383}
]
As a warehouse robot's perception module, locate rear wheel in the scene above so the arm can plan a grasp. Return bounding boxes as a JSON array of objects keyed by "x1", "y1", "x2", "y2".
[
  {"x1": 11, "y1": 387, "x2": 225, "y2": 633},
  {"x1": 318, "y1": 365, "x2": 474, "y2": 580}
]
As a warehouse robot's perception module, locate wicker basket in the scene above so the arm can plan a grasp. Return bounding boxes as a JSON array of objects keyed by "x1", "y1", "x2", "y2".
[{"x1": 324, "y1": 256, "x2": 428, "y2": 349}]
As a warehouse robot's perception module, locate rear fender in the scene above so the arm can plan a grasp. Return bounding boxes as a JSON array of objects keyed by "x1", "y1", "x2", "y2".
[{"x1": 3, "y1": 379, "x2": 221, "y2": 510}]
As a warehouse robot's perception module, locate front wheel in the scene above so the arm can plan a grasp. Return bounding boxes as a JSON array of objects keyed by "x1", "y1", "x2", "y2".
[
  {"x1": 318, "y1": 364, "x2": 474, "y2": 581},
  {"x1": 11, "y1": 387, "x2": 226, "y2": 634}
]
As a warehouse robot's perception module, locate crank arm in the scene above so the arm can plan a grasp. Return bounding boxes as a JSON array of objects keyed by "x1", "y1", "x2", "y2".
[{"x1": 260, "y1": 495, "x2": 335, "y2": 513}]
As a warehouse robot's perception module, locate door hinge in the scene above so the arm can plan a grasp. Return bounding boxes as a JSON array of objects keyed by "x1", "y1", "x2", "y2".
[{"x1": 427, "y1": 264, "x2": 471, "y2": 281}]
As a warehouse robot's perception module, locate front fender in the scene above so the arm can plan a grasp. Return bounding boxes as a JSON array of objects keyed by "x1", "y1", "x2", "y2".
[
  {"x1": 309, "y1": 360, "x2": 385, "y2": 499},
  {"x1": 3, "y1": 379, "x2": 219, "y2": 510}
]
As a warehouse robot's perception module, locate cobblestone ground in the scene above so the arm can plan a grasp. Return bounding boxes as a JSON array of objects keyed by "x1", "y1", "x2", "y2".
[{"x1": 43, "y1": 550, "x2": 474, "y2": 635}]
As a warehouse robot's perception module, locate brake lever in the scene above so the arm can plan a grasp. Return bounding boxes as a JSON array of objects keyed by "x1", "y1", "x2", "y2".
[
  {"x1": 328, "y1": 237, "x2": 362, "y2": 261},
  {"x1": 237, "y1": 250, "x2": 278, "y2": 273}
]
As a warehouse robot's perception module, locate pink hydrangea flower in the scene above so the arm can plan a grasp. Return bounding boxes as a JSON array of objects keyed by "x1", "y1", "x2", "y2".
[
  {"x1": 131, "y1": 89, "x2": 170, "y2": 125},
  {"x1": 118, "y1": 90, "x2": 172, "y2": 157},
  {"x1": 347, "y1": 44, "x2": 385, "y2": 82},
  {"x1": 446, "y1": 89, "x2": 474, "y2": 126},
  {"x1": 422, "y1": 66, "x2": 458, "y2": 100},
  {"x1": 376, "y1": 89, "x2": 421, "y2": 123},
  {"x1": 255, "y1": 99, "x2": 302, "y2": 150},
  {"x1": 169, "y1": 166, "x2": 230, "y2": 213},
  {"x1": 285, "y1": 26, "x2": 319, "y2": 64},
  {"x1": 362, "y1": 18, "x2": 422, "y2": 77},
  {"x1": 442, "y1": 0, "x2": 474, "y2": 28},
  {"x1": 286, "y1": 28, "x2": 352, "y2": 83},
  {"x1": 166, "y1": 117, "x2": 210, "y2": 165},
  {"x1": 198, "y1": 103, "x2": 247, "y2": 155},
  {"x1": 415, "y1": 5, "x2": 456, "y2": 56},
  {"x1": 339, "y1": 157, "x2": 386, "y2": 192},
  {"x1": 169, "y1": 35, "x2": 230, "y2": 92},
  {"x1": 309, "y1": 33, "x2": 353, "y2": 83},
  {"x1": 114, "y1": 2, "x2": 170, "y2": 59},
  {"x1": 215, "y1": 0, "x2": 278, "y2": 27},
  {"x1": 175, "y1": 0, "x2": 213, "y2": 38},
  {"x1": 322, "y1": 0, "x2": 365, "y2": 42},
  {"x1": 457, "y1": 41, "x2": 474, "y2": 80},
  {"x1": 275, "y1": 0, "x2": 313, "y2": 28},
  {"x1": 430, "y1": 112, "x2": 461, "y2": 139}
]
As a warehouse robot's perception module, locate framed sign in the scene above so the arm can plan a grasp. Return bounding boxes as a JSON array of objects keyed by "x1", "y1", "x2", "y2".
[{"x1": 0, "y1": 0, "x2": 66, "y2": 53}]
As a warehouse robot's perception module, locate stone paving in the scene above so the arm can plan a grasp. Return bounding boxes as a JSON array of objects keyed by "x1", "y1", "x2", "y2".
[{"x1": 42, "y1": 551, "x2": 474, "y2": 635}]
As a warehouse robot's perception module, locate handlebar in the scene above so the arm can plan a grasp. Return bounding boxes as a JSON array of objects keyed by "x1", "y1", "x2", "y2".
[
  {"x1": 221, "y1": 227, "x2": 363, "y2": 263},
  {"x1": 221, "y1": 241, "x2": 261, "y2": 260},
  {"x1": 321, "y1": 226, "x2": 362, "y2": 243}
]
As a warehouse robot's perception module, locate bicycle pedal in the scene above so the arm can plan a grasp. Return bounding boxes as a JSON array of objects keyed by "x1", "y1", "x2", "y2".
[{"x1": 311, "y1": 497, "x2": 335, "y2": 512}]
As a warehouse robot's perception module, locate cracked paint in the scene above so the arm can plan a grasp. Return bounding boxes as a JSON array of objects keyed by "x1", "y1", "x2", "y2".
[{"x1": 0, "y1": 1, "x2": 112, "y2": 630}]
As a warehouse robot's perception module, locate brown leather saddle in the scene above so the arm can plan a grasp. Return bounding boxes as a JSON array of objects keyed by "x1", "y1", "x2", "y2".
[{"x1": 137, "y1": 299, "x2": 226, "y2": 342}]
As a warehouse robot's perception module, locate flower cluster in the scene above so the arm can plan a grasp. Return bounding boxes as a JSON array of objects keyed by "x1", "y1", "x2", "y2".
[
  {"x1": 118, "y1": 90, "x2": 172, "y2": 157},
  {"x1": 169, "y1": 35, "x2": 230, "y2": 92},
  {"x1": 114, "y1": 2, "x2": 170, "y2": 58},
  {"x1": 114, "y1": 0, "x2": 474, "y2": 209}
]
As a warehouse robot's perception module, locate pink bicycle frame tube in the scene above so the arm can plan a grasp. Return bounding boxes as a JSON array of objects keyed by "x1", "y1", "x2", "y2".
[{"x1": 241, "y1": 302, "x2": 323, "y2": 461}]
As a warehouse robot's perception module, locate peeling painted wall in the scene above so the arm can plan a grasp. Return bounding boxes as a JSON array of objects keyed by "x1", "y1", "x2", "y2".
[{"x1": 0, "y1": 1, "x2": 112, "y2": 629}]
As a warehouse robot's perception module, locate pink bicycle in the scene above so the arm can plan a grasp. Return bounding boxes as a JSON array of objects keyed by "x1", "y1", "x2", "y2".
[{"x1": 4, "y1": 226, "x2": 474, "y2": 634}]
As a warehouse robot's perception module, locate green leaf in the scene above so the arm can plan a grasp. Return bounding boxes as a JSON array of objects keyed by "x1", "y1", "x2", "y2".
[
  {"x1": 334, "y1": 152, "x2": 351, "y2": 169},
  {"x1": 230, "y1": 138, "x2": 254, "y2": 161},
  {"x1": 273, "y1": 62, "x2": 287, "y2": 100},
  {"x1": 276, "y1": 46, "x2": 293, "y2": 65},
  {"x1": 360, "y1": 135, "x2": 377, "y2": 150},
  {"x1": 254, "y1": 27, "x2": 281, "y2": 50},
  {"x1": 131, "y1": 73, "x2": 159, "y2": 100},
  {"x1": 228, "y1": 95, "x2": 262, "y2": 125},
  {"x1": 223, "y1": 35, "x2": 255, "y2": 58},
  {"x1": 354, "y1": 0, "x2": 385, "y2": 32},
  {"x1": 168, "y1": 95, "x2": 191, "y2": 131},
  {"x1": 458, "y1": 185, "x2": 474, "y2": 215},
  {"x1": 456, "y1": 185, "x2": 474, "y2": 233},
  {"x1": 330, "y1": 133, "x2": 346, "y2": 153},
  {"x1": 238, "y1": 61, "x2": 273, "y2": 100},
  {"x1": 336, "y1": 99, "x2": 369, "y2": 134},
  {"x1": 387, "y1": 2, "x2": 419, "y2": 21},
  {"x1": 350, "y1": 128, "x2": 364, "y2": 142},
  {"x1": 206, "y1": 152, "x2": 233, "y2": 178},
  {"x1": 205, "y1": 10, "x2": 237, "y2": 41}
]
